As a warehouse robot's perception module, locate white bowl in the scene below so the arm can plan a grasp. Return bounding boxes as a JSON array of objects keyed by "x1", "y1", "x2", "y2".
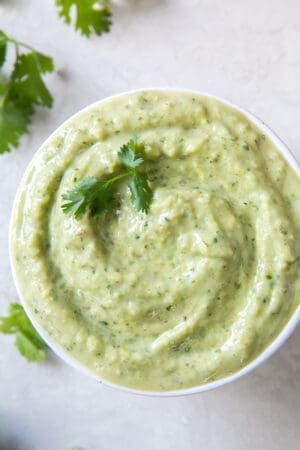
[{"x1": 10, "y1": 88, "x2": 300, "y2": 397}]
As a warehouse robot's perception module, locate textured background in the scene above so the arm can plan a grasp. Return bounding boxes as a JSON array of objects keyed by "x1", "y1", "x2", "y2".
[{"x1": 0, "y1": 1, "x2": 299, "y2": 449}]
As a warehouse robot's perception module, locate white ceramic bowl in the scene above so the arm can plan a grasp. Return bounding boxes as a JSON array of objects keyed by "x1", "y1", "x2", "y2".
[{"x1": 10, "y1": 88, "x2": 300, "y2": 397}]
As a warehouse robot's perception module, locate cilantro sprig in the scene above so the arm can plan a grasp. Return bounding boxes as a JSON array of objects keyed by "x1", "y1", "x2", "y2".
[
  {"x1": 56, "y1": 0, "x2": 112, "y2": 37},
  {"x1": 0, "y1": 303, "x2": 47, "y2": 362},
  {"x1": 61, "y1": 138, "x2": 153, "y2": 219},
  {"x1": 0, "y1": 30, "x2": 54, "y2": 154}
]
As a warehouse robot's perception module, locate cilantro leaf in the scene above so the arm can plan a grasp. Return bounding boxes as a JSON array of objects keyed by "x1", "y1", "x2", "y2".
[
  {"x1": 90, "y1": 183, "x2": 115, "y2": 216},
  {"x1": 62, "y1": 177, "x2": 100, "y2": 219},
  {"x1": 11, "y1": 52, "x2": 54, "y2": 108},
  {"x1": 36, "y1": 52, "x2": 55, "y2": 74},
  {"x1": 61, "y1": 139, "x2": 153, "y2": 219},
  {"x1": 0, "y1": 30, "x2": 54, "y2": 154},
  {"x1": 56, "y1": 0, "x2": 112, "y2": 37},
  {"x1": 0, "y1": 31, "x2": 7, "y2": 68},
  {"x1": 62, "y1": 177, "x2": 114, "y2": 219},
  {"x1": 118, "y1": 139, "x2": 144, "y2": 169},
  {"x1": 15, "y1": 331, "x2": 46, "y2": 362},
  {"x1": 0, "y1": 99, "x2": 30, "y2": 154},
  {"x1": 0, "y1": 303, "x2": 47, "y2": 362},
  {"x1": 128, "y1": 172, "x2": 152, "y2": 213}
]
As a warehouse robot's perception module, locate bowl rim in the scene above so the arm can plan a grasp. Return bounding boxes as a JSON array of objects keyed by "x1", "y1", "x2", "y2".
[{"x1": 10, "y1": 87, "x2": 300, "y2": 397}]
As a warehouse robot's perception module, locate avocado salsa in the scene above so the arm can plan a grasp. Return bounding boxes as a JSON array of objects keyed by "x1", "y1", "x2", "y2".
[{"x1": 11, "y1": 90, "x2": 300, "y2": 391}]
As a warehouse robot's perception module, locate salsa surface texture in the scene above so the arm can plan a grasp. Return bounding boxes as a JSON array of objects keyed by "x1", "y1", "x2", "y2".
[{"x1": 11, "y1": 91, "x2": 300, "y2": 391}]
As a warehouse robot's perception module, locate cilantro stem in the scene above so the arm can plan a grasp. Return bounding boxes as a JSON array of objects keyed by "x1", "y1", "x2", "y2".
[
  {"x1": 4, "y1": 33, "x2": 36, "y2": 54},
  {"x1": 104, "y1": 170, "x2": 133, "y2": 186}
]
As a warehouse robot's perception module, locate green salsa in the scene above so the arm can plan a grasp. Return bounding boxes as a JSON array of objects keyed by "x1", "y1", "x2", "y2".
[{"x1": 11, "y1": 90, "x2": 300, "y2": 391}]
